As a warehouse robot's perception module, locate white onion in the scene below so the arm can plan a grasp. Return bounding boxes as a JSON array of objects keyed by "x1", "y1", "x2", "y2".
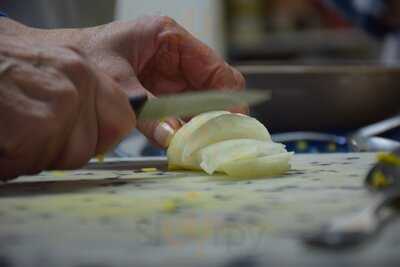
[
  {"x1": 166, "y1": 111, "x2": 292, "y2": 178},
  {"x1": 198, "y1": 139, "x2": 286, "y2": 174}
]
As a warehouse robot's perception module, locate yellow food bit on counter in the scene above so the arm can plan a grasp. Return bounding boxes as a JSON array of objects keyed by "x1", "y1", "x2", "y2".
[
  {"x1": 371, "y1": 170, "x2": 390, "y2": 189},
  {"x1": 162, "y1": 199, "x2": 179, "y2": 213},
  {"x1": 377, "y1": 152, "x2": 400, "y2": 166},
  {"x1": 141, "y1": 168, "x2": 159, "y2": 172},
  {"x1": 327, "y1": 143, "x2": 337, "y2": 152},
  {"x1": 296, "y1": 141, "x2": 308, "y2": 152},
  {"x1": 96, "y1": 154, "x2": 105, "y2": 162},
  {"x1": 185, "y1": 192, "x2": 200, "y2": 200},
  {"x1": 168, "y1": 164, "x2": 180, "y2": 171},
  {"x1": 51, "y1": 171, "x2": 65, "y2": 177}
]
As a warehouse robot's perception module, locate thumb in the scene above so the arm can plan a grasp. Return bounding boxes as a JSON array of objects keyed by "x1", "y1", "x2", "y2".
[
  {"x1": 137, "y1": 114, "x2": 180, "y2": 148},
  {"x1": 132, "y1": 92, "x2": 181, "y2": 148}
]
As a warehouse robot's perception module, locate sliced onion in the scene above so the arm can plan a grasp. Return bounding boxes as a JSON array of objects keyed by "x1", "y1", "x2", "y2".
[
  {"x1": 181, "y1": 113, "x2": 271, "y2": 162},
  {"x1": 220, "y1": 152, "x2": 294, "y2": 178},
  {"x1": 167, "y1": 111, "x2": 292, "y2": 178},
  {"x1": 197, "y1": 139, "x2": 286, "y2": 174},
  {"x1": 167, "y1": 111, "x2": 229, "y2": 170}
]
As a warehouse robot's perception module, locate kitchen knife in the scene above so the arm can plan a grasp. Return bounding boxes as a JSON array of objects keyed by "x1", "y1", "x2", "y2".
[{"x1": 129, "y1": 89, "x2": 271, "y2": 120}]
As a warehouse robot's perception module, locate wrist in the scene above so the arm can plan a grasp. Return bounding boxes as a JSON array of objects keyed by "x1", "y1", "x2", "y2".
[
  {"x1": 0, "y1": 17, "x2": 31, "y2": 36},
  {"x1": 30, "y1": 28, "x2": 88, "y2": 47},
  {"x1": 0, "y1": 17, "x2": 87, "y2": 47}
]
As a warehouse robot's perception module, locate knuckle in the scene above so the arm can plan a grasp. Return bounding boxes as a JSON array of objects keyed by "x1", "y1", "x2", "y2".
[
  {"x1": 157, "y1": 15, "x2": 178, "y2": 28},
  {"x1": 0, "y1": 59, "x2": 25, "y2": 81},
  {"x1": 64, "y1": 45, "x2": 87, "y2": 59},
  {"x1": 60, "y1": 49, "x2": 88, "y2": 74},
  {"x1": 58, "y1": 47, "x2": 96, "y2": 93},
  {"x1": 36, "y1": 97, "x2": 76, "y2": 142},
  {"x1": 46, "y1": 72, "x2": 80, "y2": 114},
  {"x1": 66, "y1": 54, "x2": 85, "y2": 71}
]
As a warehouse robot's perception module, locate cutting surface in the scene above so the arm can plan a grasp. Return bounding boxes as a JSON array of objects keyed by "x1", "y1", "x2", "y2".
[{"x1": 1, "y1": 153, "x2": 400, "y2": 266}]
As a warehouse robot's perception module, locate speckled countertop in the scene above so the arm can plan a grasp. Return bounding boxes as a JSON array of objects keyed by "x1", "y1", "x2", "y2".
[{"x1": 1, "y1": 153, "x2": 400, "y2": 267}]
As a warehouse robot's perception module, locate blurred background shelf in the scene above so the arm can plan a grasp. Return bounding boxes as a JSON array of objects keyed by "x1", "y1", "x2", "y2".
[{"x1": 228, "y1": 29, "x2": 380, "y2": 62}]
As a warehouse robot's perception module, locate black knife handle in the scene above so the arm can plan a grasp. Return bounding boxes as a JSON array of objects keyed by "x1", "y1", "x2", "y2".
[{"x1": 129, "y1": 94, "x2": 148, "y2": 116}]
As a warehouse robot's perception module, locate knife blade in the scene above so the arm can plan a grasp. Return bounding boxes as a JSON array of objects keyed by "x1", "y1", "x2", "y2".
[{"x1": 129, "y1": 89, "x2": 271, "y2": 120}]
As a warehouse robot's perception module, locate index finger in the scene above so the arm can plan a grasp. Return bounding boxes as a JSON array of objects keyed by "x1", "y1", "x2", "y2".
[
  {"x1": 159, "y1": 20, "x2": 247, "y2": 113},
  {"x1": 162, "y1": 22, "x2": 245, "y2": 89}
]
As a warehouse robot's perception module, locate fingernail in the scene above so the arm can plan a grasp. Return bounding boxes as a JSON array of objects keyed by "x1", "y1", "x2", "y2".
[{"x1": 154, "y1": 122, "x2": 175, "y2": 147}]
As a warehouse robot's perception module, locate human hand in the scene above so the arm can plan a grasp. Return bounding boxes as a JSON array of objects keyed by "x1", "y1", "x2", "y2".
[
  {"x1": 82, "y1": 16, "x2": 245, "y2": 93},
  {"x1": 11, "y1": 15, "x2": 246, "y2": 148},
  {"x1": 77, "y1": 16, "x2": 246, "y2": 146},
  {"x1": 0, "y1": 35, "x2": 135, "y2": 180}
]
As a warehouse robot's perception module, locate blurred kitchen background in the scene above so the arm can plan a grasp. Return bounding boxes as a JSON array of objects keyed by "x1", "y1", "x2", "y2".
[{"x1": 2, "y1": 0, "x2": 400, "y2": 154}]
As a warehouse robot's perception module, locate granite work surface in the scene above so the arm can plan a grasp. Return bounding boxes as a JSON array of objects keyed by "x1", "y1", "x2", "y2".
[{"x1": 1, "y1": 153, "x2": 400, "y2": 267}]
